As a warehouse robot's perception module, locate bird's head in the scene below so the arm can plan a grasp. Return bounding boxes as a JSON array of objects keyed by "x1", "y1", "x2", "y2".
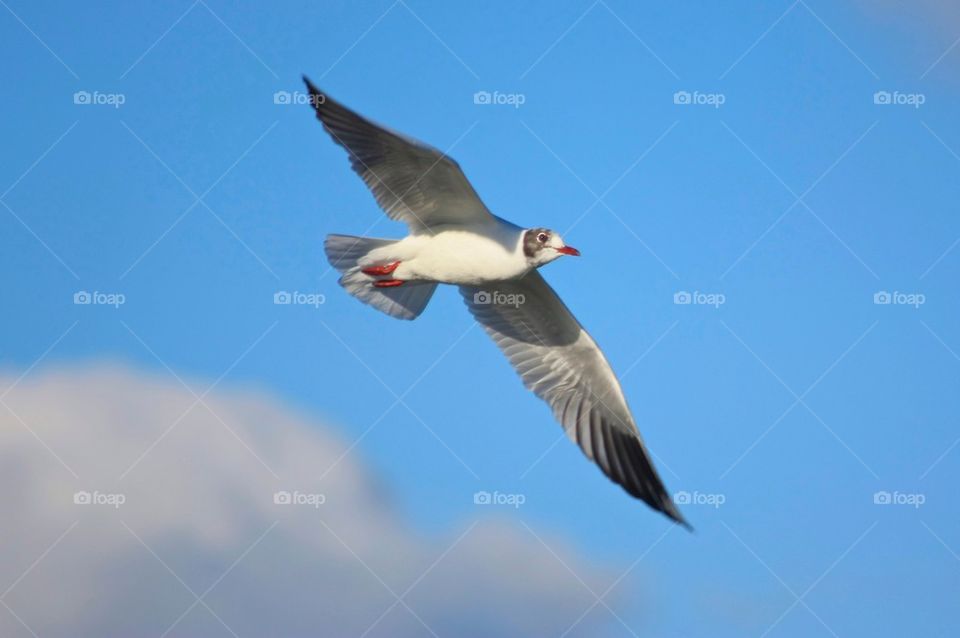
[{"x1": 522, "y1": 228, "x2": 580, "y2": 267}]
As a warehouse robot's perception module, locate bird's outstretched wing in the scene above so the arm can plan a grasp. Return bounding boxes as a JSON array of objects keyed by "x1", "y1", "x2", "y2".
[
  {"x1": 459, "y1": 272, "x2": 690, "y2": 528},
  {"x1": 303, "y1": 77, "x2": 494, "y2": 233}
]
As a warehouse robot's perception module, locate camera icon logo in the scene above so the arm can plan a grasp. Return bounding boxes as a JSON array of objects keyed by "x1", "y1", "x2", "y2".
[
  {"x1": 274, "y1": 291, "x2": 292, "y2": 305},
  {"x1": 73, "y1": 490, "x2": 92, "y2": 505},
  {"x1": 673, "y1": 490, "x2": 691, "y2": 505},
  {"x1": 473, "y1": 91, "x2": 491, "y2": 105},
  {"x1": 873, "y1": 490, "x2": 891, "y2": 505},
  {"x1": 673, "y1": 91, "x2": 691, "y2": 105},
  {"x1": 673, "y1": 291, "x2": 692, "y2": 305},
  {"x1": 473, "y1": 290, "x2": 492, "y2": 304},
  {"x1": 74, "y1": 291, "x2": 92, "y2": 305},
  {"x1": 873, "y1": 291, "x2": 891, "y2": 305},
  {"x1": 473, "y1": 490, "x2": 491, "y2": 505},
  {"x1": 73, "y1": 91, "x2": 91, "y2": 105},
  {"x1": 273, "y1": 91, "x2": 292, "y2": 105},
  {"x1": 273, "y1": 490, "x2": 292, "y2": 505},
  {"x1": 873, "y1": 91, "x2": 891, "y2": 105}
]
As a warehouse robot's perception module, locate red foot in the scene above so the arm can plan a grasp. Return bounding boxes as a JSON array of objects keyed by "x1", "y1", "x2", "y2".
[
  {"x1": 373, "y1": 279, "x2": 404, "y2": 288},
  {"x1": 361, "y1": 261, "x2": 401, "y2": 276}
]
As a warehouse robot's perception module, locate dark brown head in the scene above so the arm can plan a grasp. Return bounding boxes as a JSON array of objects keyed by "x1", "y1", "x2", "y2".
[{"x1": 522, "y1": 228, "x2": 580, "y2": 266}]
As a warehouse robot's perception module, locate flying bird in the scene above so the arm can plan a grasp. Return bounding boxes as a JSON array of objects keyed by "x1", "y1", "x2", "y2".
[{"x1": 303, "y1": 77, "x2": 689, "y2": 528}]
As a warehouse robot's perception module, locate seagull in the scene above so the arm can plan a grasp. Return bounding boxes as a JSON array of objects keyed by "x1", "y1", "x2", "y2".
[{"x1": 303, "y1": 77, "x2": 689, "y2": 528}]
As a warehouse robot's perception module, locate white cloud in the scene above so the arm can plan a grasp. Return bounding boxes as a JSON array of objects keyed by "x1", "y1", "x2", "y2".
[{"x1": 0, "y1": 365, "x2": 619, "y2": 637}]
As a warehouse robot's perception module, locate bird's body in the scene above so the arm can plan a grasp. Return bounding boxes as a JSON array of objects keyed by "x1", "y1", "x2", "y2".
[
  {"x1": 304, "y1": 77, "x2": 690, "y2": 528},
  {"x1": 361, "y1": 219, "x2": 528, "y2": 286}
]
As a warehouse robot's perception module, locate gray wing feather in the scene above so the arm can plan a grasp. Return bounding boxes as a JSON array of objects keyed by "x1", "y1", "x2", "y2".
[
  {"x1": 460, "y1": 272, "x2": 690, "y2": 528},
  {"x1": 303, "y1": 77, "x2": 493, "y2": 233}
]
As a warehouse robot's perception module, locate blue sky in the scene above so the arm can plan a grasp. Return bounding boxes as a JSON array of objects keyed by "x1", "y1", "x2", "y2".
[{"x1": 2, "y1": 1, "x2": 960, "y2": 635}]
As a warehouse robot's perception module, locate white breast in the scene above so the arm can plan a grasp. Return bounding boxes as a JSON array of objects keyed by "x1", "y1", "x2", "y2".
[{"x1": 368, "y1": 224, "x2": 528, "y2": 286}]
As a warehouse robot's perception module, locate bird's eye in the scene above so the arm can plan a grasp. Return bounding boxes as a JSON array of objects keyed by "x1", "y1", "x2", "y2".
[{"x1": 537, "y1": 232, "x2": 548, "y2": 243}]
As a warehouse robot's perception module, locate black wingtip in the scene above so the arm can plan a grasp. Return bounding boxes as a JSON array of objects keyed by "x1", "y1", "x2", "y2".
[
  {"x1": 302, "y1": 75, "x2": 322, "y2": 98},
  {"x1": 662, "y1": 498, "x2": 694, "y2": 533},
  {"x1": 301, "y1": 75, "x2": 329, "y2": 116}
]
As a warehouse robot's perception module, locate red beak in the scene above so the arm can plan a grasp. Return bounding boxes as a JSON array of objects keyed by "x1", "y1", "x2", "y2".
[{"x1": 556, "y1": 245, "x2": 580, "y2": 256}]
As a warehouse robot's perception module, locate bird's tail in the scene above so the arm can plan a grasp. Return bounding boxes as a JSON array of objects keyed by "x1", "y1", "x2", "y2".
[{"x1": 324, "y1": 234, "x2": 437, "y2": 321}]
